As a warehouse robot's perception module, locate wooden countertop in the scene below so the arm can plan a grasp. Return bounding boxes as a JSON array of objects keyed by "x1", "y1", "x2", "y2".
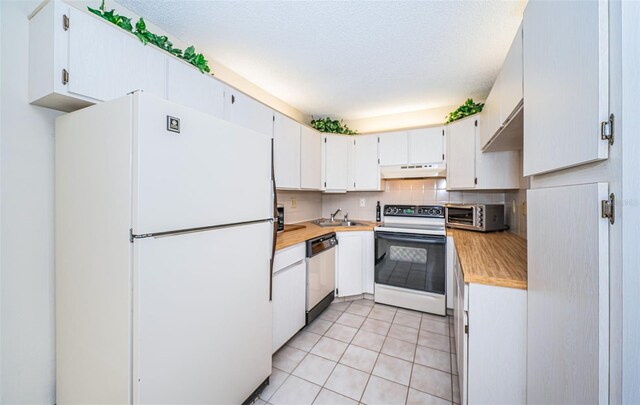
[
  {"x1": 447, "y1": 228, "x2": 528, "y2": 290},
  {"x1": 276, "y1": 220, "x2": 379, "y2": 251}
]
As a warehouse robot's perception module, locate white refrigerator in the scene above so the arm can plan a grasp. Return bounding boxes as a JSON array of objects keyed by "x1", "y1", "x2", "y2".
[{"x1": 55, "y1": 92, "x2": 275, "y2": 404}]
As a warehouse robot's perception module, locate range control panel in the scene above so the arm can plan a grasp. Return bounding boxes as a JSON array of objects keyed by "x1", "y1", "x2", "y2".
[{"x1": 383, "y1": 205, "x2": 444, "y2": 218}]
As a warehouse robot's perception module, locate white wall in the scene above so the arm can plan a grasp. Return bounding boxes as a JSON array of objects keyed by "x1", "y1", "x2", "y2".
[{"x1": 1, "y1": 1, "x2": 62, "y2": 403}]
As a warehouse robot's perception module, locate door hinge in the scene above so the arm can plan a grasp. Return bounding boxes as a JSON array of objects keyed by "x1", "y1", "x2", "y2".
[
  {"x1": 601, "y1": 193, "x2": 615, "y2": 225},
  {"x1": 465, "y1": 324, "x2": 469, "y2": 334},
  {"x1": 601, "y1": 113, "x2": 614, "y2": 145},
  {"x1": 62, "y1": 14, "x2": 70, "y2": 31},
  {"x1": 474, "y1": 177, "x2": 478, "y2": 185},
  {"x1": 62, "y1": 69, "x2": 69, "y2": 85}
]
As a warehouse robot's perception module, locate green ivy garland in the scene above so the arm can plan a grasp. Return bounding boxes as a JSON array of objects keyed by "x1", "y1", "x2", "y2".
[
  {"x1": 88, "y1": 1, "x2": 211, "y2": 73},
  {"x1": 310, "y1": 117, "x2": 357, "y2": 135},
  {"x1": 445, "y1": 98, "x2": 484, "y2": 124}
]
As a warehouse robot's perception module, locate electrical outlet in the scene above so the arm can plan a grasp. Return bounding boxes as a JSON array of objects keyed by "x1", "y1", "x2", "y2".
[
  {"x1": 291, "y1": 198, "x2": 297, "y2": 209},
  {"x1": 360, "y1": 198, "x2": 366, "y2": 207}
]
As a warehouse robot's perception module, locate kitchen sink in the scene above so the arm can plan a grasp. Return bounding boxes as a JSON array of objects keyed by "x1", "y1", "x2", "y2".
[{"x1": 313, "y1": 219, "x2": 366, "y2": 227}]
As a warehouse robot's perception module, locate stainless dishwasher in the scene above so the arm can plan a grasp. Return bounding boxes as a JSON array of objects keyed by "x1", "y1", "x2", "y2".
[{"x1": 306, "y1": 233, "x2": 337, "y2": 324}]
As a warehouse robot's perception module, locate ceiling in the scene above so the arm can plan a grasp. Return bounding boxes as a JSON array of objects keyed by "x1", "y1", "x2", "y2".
[{"x1": 118, "y1": 0, "x2": 526, "y2": 120}]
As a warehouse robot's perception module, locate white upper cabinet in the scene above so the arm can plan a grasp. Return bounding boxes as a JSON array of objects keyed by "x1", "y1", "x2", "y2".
[
  {"x1": 29, "y1": 2, "x2": 167, "y2": 112},
  {"x1": 274, "y1": 113, "x2": 301, "y2": 189},
  {"x1": 480, "y1": 24, "x2": 523, "y2": 151},
  {"x1": 300, "y1": 127, "x2": 322, "y2": 190},
  {"x1": 166, "y1": 58, "x2": 224, "y2": 119},
  {"x1": 500, "y1": 24, "x2": 523, "y2": 122},
  {"x1": 351, "y1": 135, "x2": 382, "y2": 191},
  {"x1": 323, "y1": 135, "x2": 350, "y2": 192},
  {"x1": 523, "y1": 0, "x2": 609, "y2": 176},
  {"x1": 378, "y1": 131, "x2": 409, "y2": 165},
  {"x1": 409, "y1": 127, "x2": 445, "y2": 164},
  {"x1": 446, "y1": 116, "x2": 477, "y2": 189},
  {"x1": 447, "y1": 115, "x2": 520, "y2": 190},
  {"x1": 224, "y1": 87, "x2": 274, "y2": 138}
]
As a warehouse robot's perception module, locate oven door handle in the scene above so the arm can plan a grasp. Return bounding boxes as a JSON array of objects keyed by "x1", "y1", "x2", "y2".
[{"x1": 375, "y1": 232, "x2": 446, "y2": 245}]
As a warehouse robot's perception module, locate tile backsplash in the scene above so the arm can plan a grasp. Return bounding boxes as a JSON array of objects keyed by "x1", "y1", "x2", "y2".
[
  {"x1": 277, "y1": 190, "x2": 323, "y2": 224},
  {"x1": 278, "y1": 179, "x2": 527, "y2": 239},
  {"x1": 321, "y1": 179, "x2": 505, "y2": 222}
]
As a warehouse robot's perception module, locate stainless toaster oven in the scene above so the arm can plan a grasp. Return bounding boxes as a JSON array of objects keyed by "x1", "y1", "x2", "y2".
[{"x1": 445, "y1": 204, "x2": 507, "y2": 232}]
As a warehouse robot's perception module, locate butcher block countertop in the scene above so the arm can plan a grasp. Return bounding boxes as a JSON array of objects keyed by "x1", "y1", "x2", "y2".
[
  {"x1": 448, "y1": 228, "x2": 528, "y2": 290},
  {"x1": 276, "y1": 220, "x2": 379, "y2": 251}
]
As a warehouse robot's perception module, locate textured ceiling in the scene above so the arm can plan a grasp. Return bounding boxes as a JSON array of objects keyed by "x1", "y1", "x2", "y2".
[{"x1": 118, "y1": 0, "x2": 526, "y2": 120}]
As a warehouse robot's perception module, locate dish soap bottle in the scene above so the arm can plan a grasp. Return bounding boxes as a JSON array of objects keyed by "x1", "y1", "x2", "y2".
[{"x1": 376, "y1": 201, "x2": 381, "y2": 222}]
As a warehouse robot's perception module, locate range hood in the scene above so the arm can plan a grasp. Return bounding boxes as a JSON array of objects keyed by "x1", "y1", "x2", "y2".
[{"x1": 380, "y1": 163, "x2": 446, "y2": 179}]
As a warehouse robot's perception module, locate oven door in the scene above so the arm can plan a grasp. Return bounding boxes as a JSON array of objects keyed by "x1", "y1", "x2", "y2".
[{"x1": 374, "y1": 232, "x2": 446, "y2": 295}]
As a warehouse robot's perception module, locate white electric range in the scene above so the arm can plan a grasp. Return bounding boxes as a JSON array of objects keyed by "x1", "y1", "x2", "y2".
[{"x1": 374, "y1": 205, "x2": 447, "y2": 316}]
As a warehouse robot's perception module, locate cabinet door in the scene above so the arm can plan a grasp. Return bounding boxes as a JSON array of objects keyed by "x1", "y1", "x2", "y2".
[
  {"x1": 409, "y1": 127, "x2": 445, "y2": 164},
  {"x1": 68, "y1": 8, "x2": 166, "y2": 102},
  {"x1": 166, "y1": 58, "x2": 224, "y2": 118},
  {"x1": 300, "y1": 127, "x2": 322, "y2": 190},
  {"x1": 272, "y1": 260, "x2": 306, "y2": 353},
  {"x1": 378, "y1": 131, "x2": 409, "y2": 165},
  {"x1": 353, "y1": 135, "x2": 381, "y2": 190},
  {"x1": 324, "y1": 135, "x2": 349, "y2": 191},
  {"x1": 479, "y1": 83, "x2": 502, "y2": 149},
  {"x1": 225, "y1": 89, "x2": 274, "y2": 138},
  {"x1": 500, "y1": 24, "x2": 523, "y2": 121},
  {"x1": 527, "y1": 183, "x2": 610, "y2": 404},
  {"x1": 274, "y1": 113, "x2": 301, "y2": 189},
  {"x1": 475, "y1": 141, "x2": 520, "y2": 189},
  {"x1": 336, "y1": 232, "x2": 364, "y2": 297},
  {"x1": 446, "y1": 117, "x2": 477, "y2": 189},
  {"x1": 523, "y1": 0, "x2": 609, "y2": 175}
]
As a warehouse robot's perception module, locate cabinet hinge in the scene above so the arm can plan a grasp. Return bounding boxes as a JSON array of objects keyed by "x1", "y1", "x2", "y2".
[
  {"x1": 62, "y1": 69, "x2": 69, "y2": 85},
  {"x1": 474, "y1": 120, "x2": 478, "y2": 127},
  {"x1": 442, "y1": 130, "x2": 445, "y2": 136},
  {"x1": 336, "y1": 288, "x2": 339, "y2": 296},
  {"x1": 442, "y1": 154, "x2": 445, "y2": 160},
  {"x1": 324, "y1": 181, "x2": 327, "y2": 187},
  {"x1": 62, "y1": 14, "x2": 70, "y2": 31},
  {"x1": 601, "y1": 113, "x2": 614, "y2": 146},
  {"x1": 354, "y1": 140, "x2": 356, "y2": 146},
  {"x1": 324, "y1": 138, "x2": 327, "y2": 143},
  {"x1": 601, "y1": 193, "x2": 615, "y2": 225},
  {"x1": 378, "y1": 158, "x2": 380, "y2": 164},
  {"x1": 378, "y1": 137, "x2": 380, "y2": 143},
  {"x1": 354, "y1": 182, "x2": 356, "y2": 188},
  {"x1": 465, "y1": 325, "x2": 469, "y2": 334},
  {"x1": 474, "y1": 177, "x2": 478, "y2": 185},
  {"x1": 272, "y1": 115, "x2": 275, "y2": 122},
  {"x1": 231, "y1": 94, "x2": 235, "y2": 104}
]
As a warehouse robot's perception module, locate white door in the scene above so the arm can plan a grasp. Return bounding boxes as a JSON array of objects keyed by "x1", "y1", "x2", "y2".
[
  {"x1": 324, "y1": 135, "x2": 349, "y2": 191},
  {"x1": 225, "y1": 89, "x2": 274, "y2": 138},
  {"x1": 353, "y1": 135, "x2": 380, "y2": 190},
  {"x1": 500, "y1": 24, "x2": 523, "y2": 120},
  {"x1": 274, "y1": 112, "x2": 301, "y2": 189},
  {"x1": 409, "y1": 127, "x2": 444, "y2": 164},
  {"x1": 300, "y1": 126, "x2": 322, "y2": 190},
  {"x1": 527, "y1": 183, "x2": 610, "y2": 404},
  {"x1": 166, "y1": 58, "x2": 224, "y2": 119},
  {"x1": 68, "y1": 8, "x2": 166, "y2": 101},
  {"x1": 336, "y1": 232, "x2": 364, "y2": 297},
  {"x1": 272, "y1": 260, "x2": 306, "y2": 353},
  {"x1": 446, "y1": 116, "x2": 477, "y2": 189},
  {"x1": 132, "y1": 93, "x2": 272, "y2": 234},
  {"x1": 378, "y1": 131, "x2": 409, "y2": 165},
  {"x1": 523, "y1": 0, "x2": 609, "y2": 175},
  {"x1": 133, "y1": 221, "x2": 272, "y2": 404}
]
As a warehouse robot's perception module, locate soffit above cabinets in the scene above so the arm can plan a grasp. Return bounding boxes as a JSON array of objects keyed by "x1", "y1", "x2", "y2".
[{"x1": 117, "y1": 0, "x2": 526, "y2": 120}]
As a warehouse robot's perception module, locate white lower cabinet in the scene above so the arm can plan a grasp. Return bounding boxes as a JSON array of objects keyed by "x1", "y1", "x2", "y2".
[
  {"x1": 336, "y1": 231, "x2": 374, "y2": 297},
  {"x1": 272, "y1": 243, "x2": 306, "y2": 353},
  {"x1": 452, "y1": 240, "x2": 527, "y2": 404}
]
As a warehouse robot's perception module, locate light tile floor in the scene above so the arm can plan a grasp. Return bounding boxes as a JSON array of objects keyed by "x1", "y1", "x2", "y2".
[{"x1": 260, "y1": 299, "x2": 459, "y2": 405}]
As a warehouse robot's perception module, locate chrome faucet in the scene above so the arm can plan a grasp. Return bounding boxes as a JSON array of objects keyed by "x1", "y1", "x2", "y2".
[
  {"x1": 330, "y1": 208, "x2": 341, "y2": 222},
  {"x1": 343, "y1": 212, "x2": 349, "y2": 223}
]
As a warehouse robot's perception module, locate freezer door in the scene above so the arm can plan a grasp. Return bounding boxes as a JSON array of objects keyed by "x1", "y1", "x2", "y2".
[
  {"x1": 133, "y1": 221, "x2": 272, "y2": 404},
  {"x1": 133, "y1": 93, "x2": 273, "y2": 234}
]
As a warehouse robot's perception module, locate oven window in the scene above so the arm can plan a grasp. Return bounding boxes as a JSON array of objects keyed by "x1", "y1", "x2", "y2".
[
  {"x1": 447, "y1": 207, "x2": 474, "y2": 225},
  {"x1": 374, "y1": 232, "x2": 445, "y2": 294}
]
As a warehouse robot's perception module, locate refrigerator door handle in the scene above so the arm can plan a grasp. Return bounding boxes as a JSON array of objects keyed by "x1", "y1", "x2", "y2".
[{"x1": 270, "y1": 138, "x2": 278, "y2": 302}]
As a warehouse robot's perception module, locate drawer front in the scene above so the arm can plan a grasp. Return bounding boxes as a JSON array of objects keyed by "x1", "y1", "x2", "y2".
[{"x1": 274, "y1": 243, "x2": 306, "y2": 273}]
